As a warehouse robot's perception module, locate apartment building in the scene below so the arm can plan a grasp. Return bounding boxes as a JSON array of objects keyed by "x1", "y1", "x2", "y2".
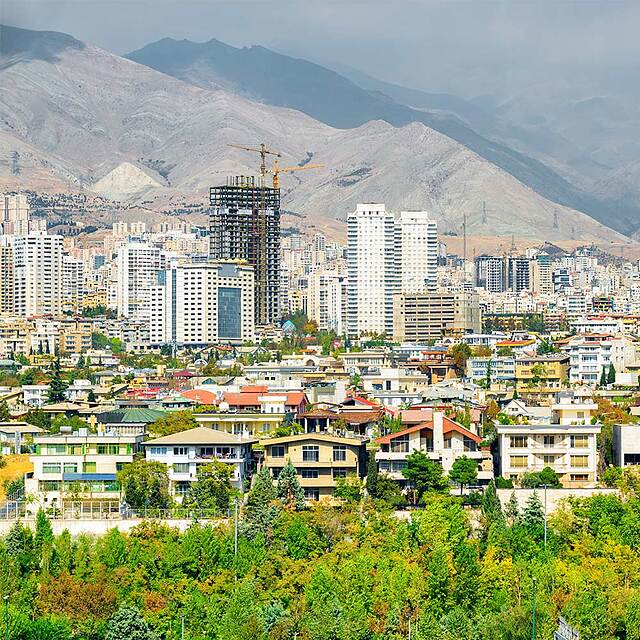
[
  {"x1": 396, "y1": 210, "x2": 438, "y2": 293},
  {"x1": 143, "y1": 426, "x2": 255, "y2": 498},
  {"x1": 307, "y1": 271, "x2": 347, "y2": 334},
  {"x1": 12, "y1": 235, "x2": 64, "y2": 316},
  {"x1": 261, "y1": 432, "x2": 367, "y2": 501},
  {"x1": 58, "y1": 320, "x2": 93, "y2": 355},
  {"x1": 347, "y1": 204, "x2": 398, "y2": 337},
  {"x1": 497, "y1": 423, "x2": 600, "y2": 487},
  {"x1": 194, "y1": 411, "x2": 287, "y2": 438},
  {"x1": 62, "y1": 255, "x2": 85, "y2": 313},
  {"x1": 148, "y1": 261, "x2": 255, "y2": 346},
  {"x1": 467, "y1": 356, "x2": 516, "y2": 384},
  {"x1": 393, "y1": 292, "x2": 455, "y2": 342},
  {"x1": 375, "y1": 411, "x2": 493, "y2": 484},
  {"x1": 514, "y1": 354, "x2": 570, "y2": 404},
  {"x1": 25, "y1": 430, "x2": 143, "y2": 511}
]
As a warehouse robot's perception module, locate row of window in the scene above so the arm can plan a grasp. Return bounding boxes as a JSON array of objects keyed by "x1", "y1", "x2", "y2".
[
  {"x1": 270, "y1": 445, "x2": 348, "y2": 462},
  {"x1": 42, "y1": 461, "x2": 124, "y2": 474},
  {"x1": 271, "y1": 467, "x2": 349, "y2": 480},
  {"x1": 40, "y1": 444, "x2": 129, "y2": 455},
  {"x1": 509, "y1": 435, "x2": 590, "y2": 448},
  {"x1": 509, "y1": 455, "x2": 589, "y2": 468}
]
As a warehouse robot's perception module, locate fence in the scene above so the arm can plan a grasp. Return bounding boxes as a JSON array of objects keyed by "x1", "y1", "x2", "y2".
[{"x1": 0, "y1": 500, "x2": 228, "y2": 521}]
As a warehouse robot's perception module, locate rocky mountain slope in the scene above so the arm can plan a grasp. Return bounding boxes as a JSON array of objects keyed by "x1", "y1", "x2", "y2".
[
  {"x1": 126, "y1": 37, "x2": 640, "y2": 236},
  {"x1": 0, "y1": 25, "x2": 628, "y2": 243}
]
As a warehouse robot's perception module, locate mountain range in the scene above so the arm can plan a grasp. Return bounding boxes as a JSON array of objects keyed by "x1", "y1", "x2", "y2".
[{"x1": 0, "y1": 24, "x2": 632, "y2": 244}]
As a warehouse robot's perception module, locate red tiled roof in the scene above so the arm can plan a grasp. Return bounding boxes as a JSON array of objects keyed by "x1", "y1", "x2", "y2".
[
  {"x1": 341, "y1": 410, "x2": 382, "y2": 425},
  {"x1": 182, "y1": 389, "x2": 218, "y2": 405},
  {"x1": 223, "y1": 390, "x2": 307, "y2": 407},
  {"x1": 241, "y1": 385, "x2": 269, "y2": 393},
  {"x1": 375, "y1": 416, "x2": 482, "y2": 445}
]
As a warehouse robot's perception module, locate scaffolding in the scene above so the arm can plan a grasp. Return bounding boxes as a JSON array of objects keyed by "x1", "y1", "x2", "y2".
[{"x1": 210, "y1": 176, "x2": 281, "y2": 326}]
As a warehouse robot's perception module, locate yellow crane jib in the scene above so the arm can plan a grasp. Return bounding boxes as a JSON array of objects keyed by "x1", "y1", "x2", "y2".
[
  {"x1": 270, "y1": 159, "x2": 325, "y2": 189},
  {"x1": 227, "y1": 143, "x2": 281, "y2": 178}
]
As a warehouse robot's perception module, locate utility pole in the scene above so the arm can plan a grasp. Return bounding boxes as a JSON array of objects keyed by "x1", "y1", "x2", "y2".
[
  {"x1": 531, "y1": 577, "x2": 537, "y2": 640},
  {"x1": 543, "y1": 484, "x2": 548, "y2": 550},
  {"x1": 4, "y1": 594, "x2": 8, "y2": 640}
]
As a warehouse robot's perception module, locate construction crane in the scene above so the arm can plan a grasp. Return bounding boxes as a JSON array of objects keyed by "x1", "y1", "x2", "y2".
[
  {"x1": 227, "y1": 143, "x2": 281, "y2": 179},
  {"x1": 269, "y1": 158, "x2": 324, "y2": 189}
]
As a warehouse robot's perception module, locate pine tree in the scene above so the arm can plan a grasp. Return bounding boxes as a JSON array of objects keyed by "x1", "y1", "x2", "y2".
[
  {"x1": 34, "y1": 509, "x2": 54, "y2": 550},
  {"x1": 505, "y1": 491, "x2": 520, "y2": 525},
  {"x1": 607, "y1": 362, "x2": 616, "y2": 385},
  {"x1": 0, "y1": 399, "x2": 11, "y2": 422},
  {"x1": 481, "y1": 480, "x2": 504, "y2": 526},
  {"x1": 365, "y1": 454, "x2": 379, "y2": 498},
  {"x1": 243, "y1": 466, "x2": 280, "y2": 538},
  {"x1": 104, "y1": 605, "x2": 157, "y2": 640},
  {"x1": 276, "y1": 460, "x2": 305, "y2": 510},
  {"x1": 521, "y1": 490, "x2": 545, "y2": 531},
  {"x1": 600, "y1": 366, "x2": 608, "y2": 387},
  {"x1": 47, "y1": 358, "x2": 68, "y2": 403}
]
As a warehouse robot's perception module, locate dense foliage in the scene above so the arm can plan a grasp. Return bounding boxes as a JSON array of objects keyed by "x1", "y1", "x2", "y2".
[{"x1": 3, "y1": 489, "x2": 640, "y2": 639}]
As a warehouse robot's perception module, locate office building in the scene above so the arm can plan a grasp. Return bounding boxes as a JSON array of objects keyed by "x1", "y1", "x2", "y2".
[
  {"x1": 149, "y1": 261, "x2": 255, "y2": 346},
  {"x1": 210, "y1": 176, "x2": 280, "y2": 325}
]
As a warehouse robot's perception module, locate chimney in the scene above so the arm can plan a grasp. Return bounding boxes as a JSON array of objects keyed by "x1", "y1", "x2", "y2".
[{"x1": 433, "y1": 411, "x2": 444, "y2": 451}]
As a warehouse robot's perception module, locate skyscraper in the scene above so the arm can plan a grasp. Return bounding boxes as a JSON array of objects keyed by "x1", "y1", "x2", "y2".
[
  {"x1": 396, "y1": 210, "x2": 438, "y2": 292},
  {"x1": 209, "y1": 176, "x2": 280, "y2": 325},
  {"x1": 12, "y1": 235, "x2": 64, "y2": 316},
  {"x1": 347, "y1": 204, "x2": 399, "y2": 337}
]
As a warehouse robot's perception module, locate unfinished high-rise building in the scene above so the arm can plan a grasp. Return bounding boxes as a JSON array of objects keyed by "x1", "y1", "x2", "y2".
[{"x1": 209, "y1": 176, "x2": 280, "y2": 326}]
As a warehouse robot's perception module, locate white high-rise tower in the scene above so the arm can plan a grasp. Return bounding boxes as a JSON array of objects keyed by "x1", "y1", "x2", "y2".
[{"x1": 396, "y1": 210, "x2": 438, "y2": 292}]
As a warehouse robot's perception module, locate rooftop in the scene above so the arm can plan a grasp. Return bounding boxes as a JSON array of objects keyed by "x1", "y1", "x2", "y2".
[{"x1": 143, "y1": 426, "x2": 257, "y2": 446}]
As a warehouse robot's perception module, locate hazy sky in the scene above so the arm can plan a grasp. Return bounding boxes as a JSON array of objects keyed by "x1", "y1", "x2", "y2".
[{"x1": 2, "y1": 0, "x2": 639, "y2": 98}]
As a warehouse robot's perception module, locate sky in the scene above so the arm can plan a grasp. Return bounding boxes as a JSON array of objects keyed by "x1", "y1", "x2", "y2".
[{"x1": 2, "y1": 0, "x2": 640, "y2": 98}]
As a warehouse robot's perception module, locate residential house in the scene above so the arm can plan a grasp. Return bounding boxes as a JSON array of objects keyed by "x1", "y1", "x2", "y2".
[
  {"x1": 261, "y1": 432, "x2": 367, "y2": 501},
  {"x1": 143, "y1": 427, "x2": 255, "y2": 498},
  {"x1": 496, "y1": 423, "x2": 601, "y2": 487},
  {"x1": 375, "y1": 411, "x2": 493, "y2": 485},
  {"x1": 25, "y1": 430, "x2": 143, "y2": 512}
]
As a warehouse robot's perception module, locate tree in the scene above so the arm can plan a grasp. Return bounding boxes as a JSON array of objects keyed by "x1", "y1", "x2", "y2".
[
  {"x1": 24, "y1": 408, "x2": 51, "y2": 430},
  {"x1": 104, "y1": 604, "x2": 157, "y2": 640},
  {"x1": 148, "y1": 410, "x2": 196, "y2": 436},
  {"x1": 0, "y1": 399, "x2": 10, "y2": 421},
  {"x1": 242, "y1": 466, "x2": 280, "y2": 539},
  {"x1": 50, "y1": 414, "x2": 88, "y2": 434},
  {"x1": 497, "y1": 346, "x2": 514, "y2": 356},
  {"x1": 520, "y1": 466, "x2": 561, "y2": 488},
  {"x1": 607, "y1": 362, "x2": 616, "y2": 385},
  {"x1": 449, "y1": 343, "x2": 472, "y2": 373},
  {"x1": 334, "y1": 474, "x2": 363, "y2": 503},
  {"x1": 34, "y1": 509, "x2": 54, "y2": 550},
  {"x1": 402, "y1": 451, "x2": 448, "y2": 503},
  {"x1": 117, "y1": 460, "x2": 171, "y2": 510},
  {"x1": 484, "y1": 360, "x2": 492, "y2": 389},
  {"x1": 184, "y1": 460, "x2": 234, "y2": 513},
  {"x1": 365, "y1": 455, "x2": 379, "y2": 497},
  {"x1": 600, "y1": 366, "x2": 608, "y2": 387},
  {"x1": 47, "y1": 358, "x2": 68, "y2": 403},
  {"x1": 348, "y1": 373, "x2": 363, "y2": 392},
  {"x1": 481, "y1": 480, "x2": 504, "y2": 526},
  {"x1": 276, "y1": 460, "x2": 305, "y2": 510},
  {"x1": 521, "y1": 490, "x2": 545, "y2": 532},
  {"x1": 505, "y1": 491, "x2": 519, "y2": 525},
  {"x1": 537, "y1": 339, "x2": 559, "y2": 355},
  {"x1": 449, "y1": 456, "x2": 478, "y2": 495}
]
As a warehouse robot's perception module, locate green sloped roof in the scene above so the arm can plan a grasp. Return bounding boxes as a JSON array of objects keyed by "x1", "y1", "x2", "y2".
[{"x1": 96, "y1": 407, "x2": 166, "y2": 424}]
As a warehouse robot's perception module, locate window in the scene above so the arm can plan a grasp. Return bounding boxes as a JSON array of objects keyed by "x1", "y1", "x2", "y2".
[
  {"x1": 47, "y1": 445, "x2": 66, "y2": 455},
  {"x1": 175, "y1": 481, "x2": 190, "y2": 496},
  {"x1": 510, "y1": 455, "x2": 528, "y2": 469},
  {"x1": 570, "y1": 455, "x2": 589, "y2": 468},
  {"x1": 84, "y1": 462, "x2": 96, "y2": 473},
  {"x1": 173, "y1": 447, "x2": 188, "y2": 456},
  {"x1": 570, "y1": 474, "x2": 589, "y2": 482},
  {"x1": 570, "y1": 435, "x2": 589, "y2": 449},
  {"x1": 300, "y1": 469, "x2": 318, "y2": 479},
  {"x1": 173, "y1": 463, "x2": 190, "y2": 474},
  {"x1": 333, "y1": 445, "x2": 347, "y2": 462},
  {"x1": 63, "y1": 463, "x2": 78, "y2": 474},
  {"x1": 97, "y1": 444, "x2": 120, "y2": 455},
  {"x1": 390, "y1": 435, "x2": 409, "y2": 453},
  {"x1": 149, "y1": 447, "x2": 167, "y2": 456},
  {"x1": 271, "y1": 467, "x2": 282, "y2": 479},
  {"x1": 304, "y1": 488, "x2": 320, "y2": 501},
  {"x1": 302, "y1": 445, "x2": 319, "y2": 462},
  {"x1": 542, "y1": 455, "x2": 556, "y2": 465},
  {"x1": 510, "y1": 436, "x2": 528, "y2": 448},
  {"x1": 271, "y1": 445, "x2": 285, "y2": 458},
  {"x1": 333, "y1": 468, "x2": 347, "y2": 479},
  {"x1": 543, "y1": 435, "x2": 555, "y2": 447},
  {"x1": 42, "y1": 463, "x2": 61, "y2": 474}
]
